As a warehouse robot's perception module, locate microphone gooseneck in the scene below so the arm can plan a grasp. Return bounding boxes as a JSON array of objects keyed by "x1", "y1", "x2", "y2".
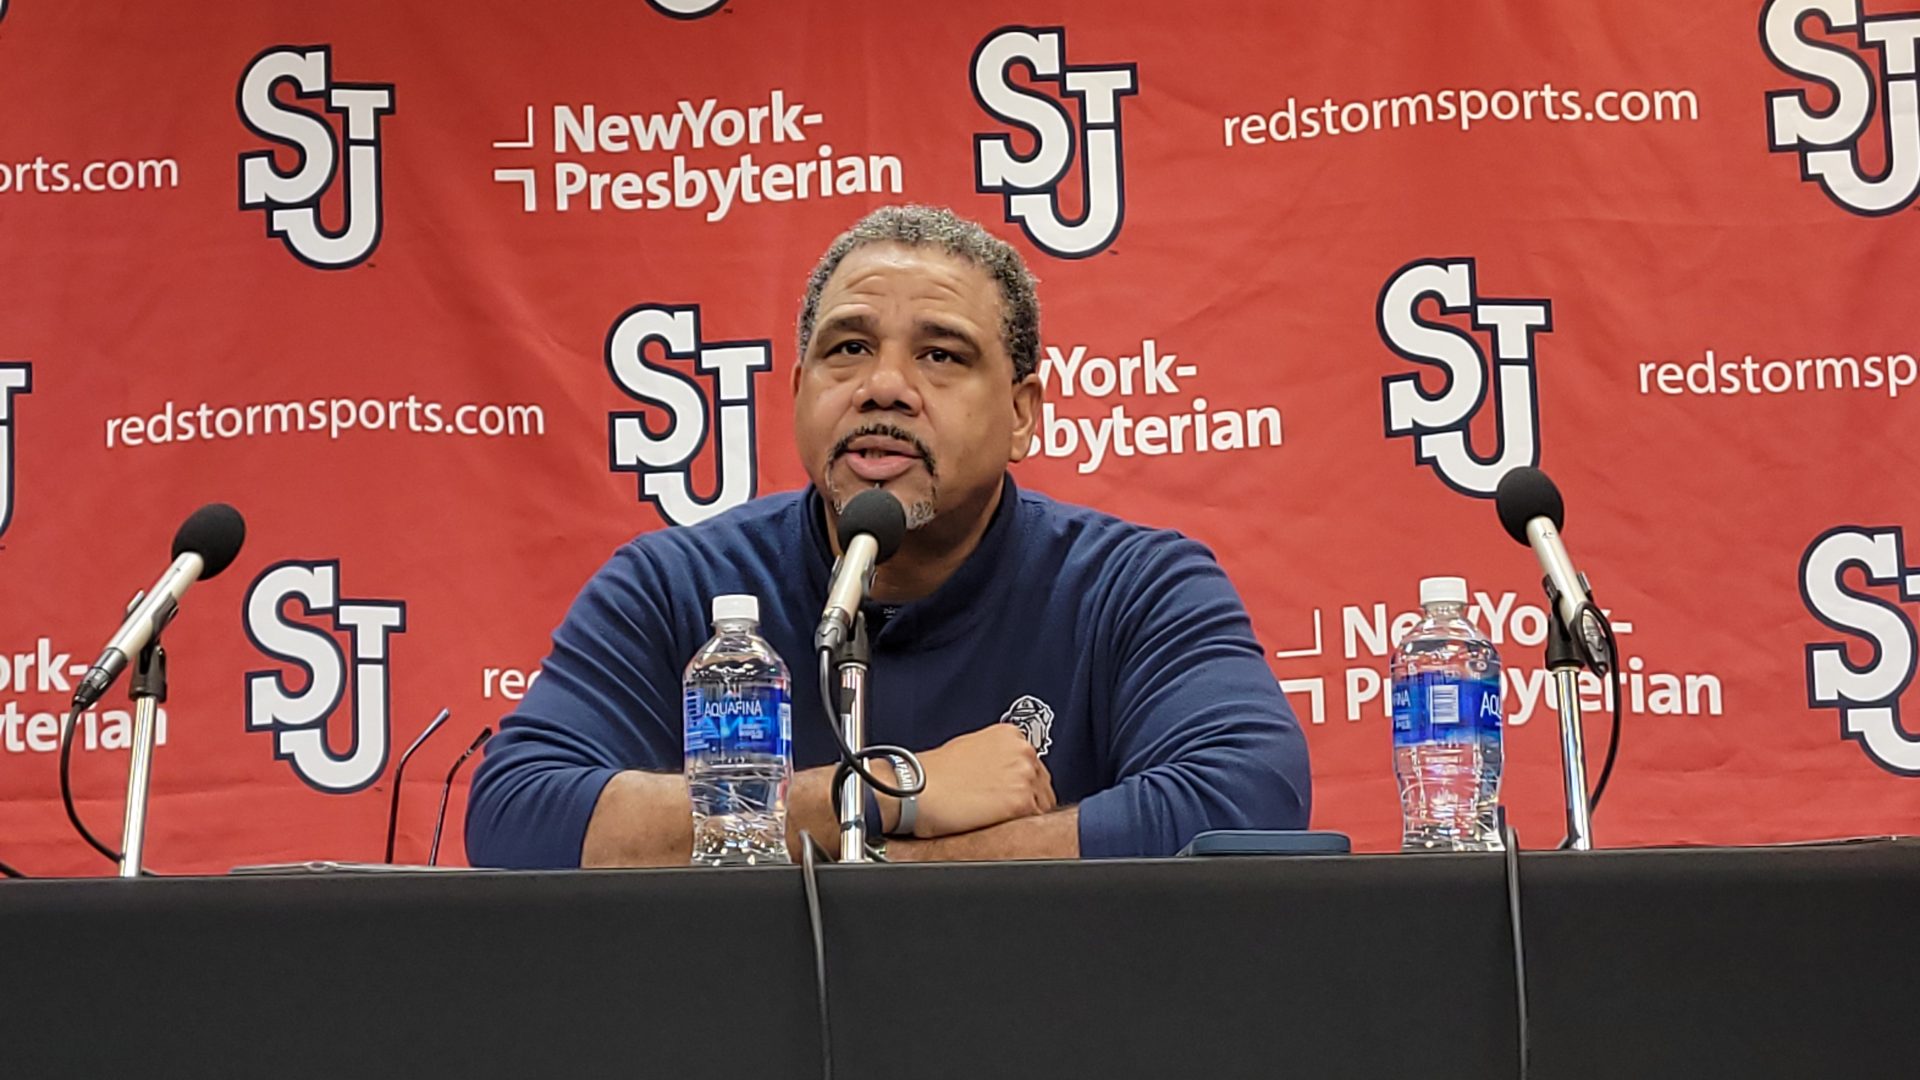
[
  {"x1": 386, "y1": 708, "x2": 452, "y2": 864},
  {"x1": 430, "y1": 727, "x2": 493, "y2": 867}
]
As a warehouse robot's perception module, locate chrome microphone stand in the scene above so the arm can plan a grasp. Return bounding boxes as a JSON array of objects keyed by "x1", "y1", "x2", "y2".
[
  {"x1": 119, "y1": 638, "x2": 167, "y2": 878},
  {"x1": 833, "y1": 613, "x2": 872, "y2": 863},
  {"x1": 1542, "y1": 579, "x2": 1603, "y2": 851}
]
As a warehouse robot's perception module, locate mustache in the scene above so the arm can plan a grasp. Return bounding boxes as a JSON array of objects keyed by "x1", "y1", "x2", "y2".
[{"x1": 828, "y1": 422, "x2": 938, "y2": 477}]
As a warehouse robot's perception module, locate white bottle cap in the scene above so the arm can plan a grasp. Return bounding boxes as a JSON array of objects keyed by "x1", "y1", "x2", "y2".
[
  {"x1": 1419, "y1": 576, "x2": 1468, "y2": 606},
  {"x1": 712, "y1": 594, "x2": 759, "y2": 624}
]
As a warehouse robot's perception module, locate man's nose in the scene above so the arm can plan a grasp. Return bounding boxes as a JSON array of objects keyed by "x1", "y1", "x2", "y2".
[{"x1": 857, "y1": 346, "x2": 922, "y2": 414}]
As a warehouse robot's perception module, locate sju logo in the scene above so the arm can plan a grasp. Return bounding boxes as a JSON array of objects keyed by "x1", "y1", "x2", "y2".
[
  {"x1": 1762, "y1": 0, "x2": 1920, "y2": 215},
  {"x1": 238, "y1": 47, "x2": 395, "y2": 268},
  {"x1": 244, "y1": 560, "x2": 406, "y2": 793},
  {"x1": 1800, "y1": 526, "x2": 1920, "y2": 774},
  {"x1": 971, "y1": 26, "x2": 1137, "y2": 258},
  {"x1": 0, "y1": 363, "x2": 28, "y2": 541},
  {"x1": 1378, "y1": 258, "x2": 1550, "y2": 498},
  {"x1": 645, "y1": 0, "x2": 727, "y2": 17},
  {"x1": 606, "y1": 304, "x2": 771, "y2": 526}
]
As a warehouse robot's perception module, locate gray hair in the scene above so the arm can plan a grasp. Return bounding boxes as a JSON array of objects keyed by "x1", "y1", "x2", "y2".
[{"x1": 796, "y1": 205, "x2": 1040, "y2": 381}]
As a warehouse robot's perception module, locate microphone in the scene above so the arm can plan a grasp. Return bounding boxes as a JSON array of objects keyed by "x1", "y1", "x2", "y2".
[
  {"x1": 815, "y1": 489, "x2": 907, "y2": 653},
  {"x1": 384, "y1": 707, "x2": 450, "y2": 864},
  {"x1": 1494, "y1": 468, "x2": 1611, "y2": 672},
  {"x1": 71, "y1": 503, "x2": 246, "y2": 712},
  {"x1": 429, "y1": 726, "x2": 492, "y2": 867}
]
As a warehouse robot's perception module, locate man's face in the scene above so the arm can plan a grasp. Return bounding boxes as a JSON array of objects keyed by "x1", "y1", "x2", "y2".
[{"x1": 793, "y1": 242, "x2": 1040, "y2": 534}]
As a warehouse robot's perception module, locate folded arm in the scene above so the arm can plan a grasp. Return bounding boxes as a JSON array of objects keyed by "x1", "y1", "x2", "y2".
[{"x1": 1073, "y1": 534, "x2": 1312, "y2": 858}]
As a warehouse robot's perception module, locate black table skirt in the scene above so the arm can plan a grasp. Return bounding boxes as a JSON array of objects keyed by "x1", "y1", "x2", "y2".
[{"x1": 3, "y1": 842, "x2": 1915, "y2": 1079}]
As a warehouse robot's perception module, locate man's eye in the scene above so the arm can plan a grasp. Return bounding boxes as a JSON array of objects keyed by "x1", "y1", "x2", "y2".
[
  {"x1": 926, "y1": 349, "x2": 960, "y2": 364},
  {"x1": 826, "y1": 340, "x2": 869, "y2": 357}
]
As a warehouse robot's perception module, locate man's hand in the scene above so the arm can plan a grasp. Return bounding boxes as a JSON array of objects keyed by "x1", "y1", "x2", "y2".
[{"x1": 885, "y1": 724, "x2": 1054, "y2": 838}]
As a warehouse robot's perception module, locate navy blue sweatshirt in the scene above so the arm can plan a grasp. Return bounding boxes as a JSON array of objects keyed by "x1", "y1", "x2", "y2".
[{"x1": 466, "y1": 477, "x2": 1309, "y2": 865}]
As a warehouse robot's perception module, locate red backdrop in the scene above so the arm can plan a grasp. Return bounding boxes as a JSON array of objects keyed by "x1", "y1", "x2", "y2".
[{"x1": 2, "y1": 0, "x2": 1917, "y2": 874}]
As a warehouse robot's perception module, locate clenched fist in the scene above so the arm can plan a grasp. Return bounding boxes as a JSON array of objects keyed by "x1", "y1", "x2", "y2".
[{"x1": 885, "y1": 724, "x2": 1055, "y2": 838}]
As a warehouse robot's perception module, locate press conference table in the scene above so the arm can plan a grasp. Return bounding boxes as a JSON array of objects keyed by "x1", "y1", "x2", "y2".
[{"x1": 3, "y1": 842, "x2": 1915, "y2": 1080}]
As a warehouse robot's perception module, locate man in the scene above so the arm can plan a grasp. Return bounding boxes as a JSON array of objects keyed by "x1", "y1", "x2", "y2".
[{"x1": 467, "y1": 205, "x2": 1308, "y2": 867}]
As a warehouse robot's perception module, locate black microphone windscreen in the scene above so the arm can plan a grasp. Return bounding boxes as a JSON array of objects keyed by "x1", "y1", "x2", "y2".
[
  {"x1": 172, "y1": 503, "x2": 246, "y2": 578},
  {"x1": 837, "y1": 489, "x2": 907, "y2": 564},
  {"x1": 1495, "y1": 467, "x2": 1564, "y2": 545}
]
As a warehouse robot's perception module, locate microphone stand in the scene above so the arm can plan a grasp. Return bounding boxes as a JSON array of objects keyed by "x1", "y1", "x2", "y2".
[
  {"x1": 119, "y1": 637, "x2": 167, "y2": 878},
  {"x1": 385, "y1": 708, "x2": 451, "y2": 864},
  {"x1": 429, "y1": 726, "x2": 493, "y2": 866},
  {"x1": 1542, "y1": 580, "x2": 1595, "y2": 852},
  {"x1": 834, "y1": 613, "x2": 872, "y2": 863}
]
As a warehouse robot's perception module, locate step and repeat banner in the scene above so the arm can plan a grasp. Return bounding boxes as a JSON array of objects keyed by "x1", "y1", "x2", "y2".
[{"x1": 1, "y1": 0, "x2": 1916, "y2": 873}]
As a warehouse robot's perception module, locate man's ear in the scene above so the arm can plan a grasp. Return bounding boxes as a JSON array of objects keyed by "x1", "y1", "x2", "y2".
[
  {"x1": 790, "y1": 354, "x2": 805, "y2": 395},
  {"x1": 1008, "y1": 372, "x2": 1043, "y2": 463}
]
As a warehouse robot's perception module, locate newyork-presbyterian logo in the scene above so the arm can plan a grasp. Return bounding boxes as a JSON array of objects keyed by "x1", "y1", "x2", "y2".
[
  {"x1": 1762, "y1": 0, "x2": 1920, "y2": 216},
  {"x1": 971, "y1": 26, "x2": 1137, "y2": 259},
  {"x1": 243, "y1": 560, "x2": 407, "y2": 793},
  {"x1": 238, "y1": 47, "x2": 395, "y2": 269},
  {"x1": 0, "y1": 363, "x2": 28, "y2": 542},
  {"x1": 1800, "y1": 526, "x2": 1920, "y2": 775},
  {"x1": 605, "y1": 304, "x2": 771, "y2": 527},
  {"x1": 1378, "y1": 258, "x2": 1550, "y2": 498}
]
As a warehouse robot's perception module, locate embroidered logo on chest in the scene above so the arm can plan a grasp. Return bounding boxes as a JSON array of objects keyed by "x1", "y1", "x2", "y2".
[{"x1": 999, "y1": 694, "x2": 1055, "y2": 758}]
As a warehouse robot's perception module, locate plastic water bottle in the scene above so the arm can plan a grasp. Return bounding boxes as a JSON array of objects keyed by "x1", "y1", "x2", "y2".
[
  {"x1": 684, "y1": 594, "x2": 792, "y2": 866},
  {"x1": 1392, "y1": 576, "x2": 1505, "y2": 851}
]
